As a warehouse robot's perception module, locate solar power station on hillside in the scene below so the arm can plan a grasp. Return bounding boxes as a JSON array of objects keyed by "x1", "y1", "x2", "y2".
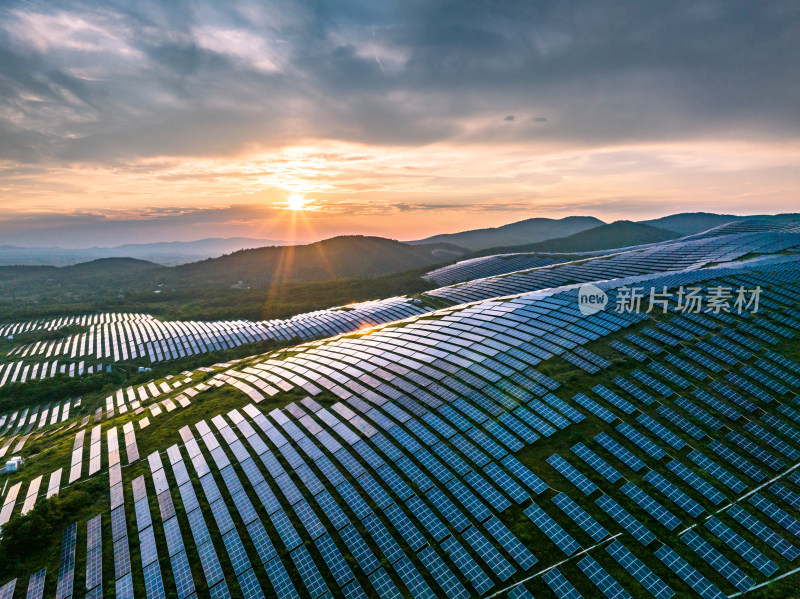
[{"x1": 2, "y1": 219, "x2": 800, "y2": 598}]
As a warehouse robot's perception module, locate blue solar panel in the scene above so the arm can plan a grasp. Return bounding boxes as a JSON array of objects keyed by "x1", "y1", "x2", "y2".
[
  {"x1": 483, "y1": 516, "x2": 538, "y2": 570},
  {"x1": 441, "y1": 536, "x2": 494, "y2": 594},
  {"x1": 315, "y1": 533, "x2": 354, "y2": 587},
  {"x1": 463, "y1": 525, "x2": 516, "y2": 581},
  {"x1": 681, "y1": 530, "x2": 755, "y2": 592},
  {"x1": 644, "y1": 471, "x2": 705, "y2": 518},
  {"x1": 704, "y1": 517, "x2": 777, "y2": 577},
  {"x1": 621, "y1": 482, "x2": 681, "y2": 531},
  {"x1": 417, "y1": 546, "x2": 470, "y2": 599},
  {"x1": 367, "y1": 567, "x2": 402, "y2": 599},
  {"x1": 655, "y1": 545, "x2": 726, "y2": 599},
  {"x1": 542, "y1": 567, "x2": 583, "y2": 599},
  {"x1": 363, "y1": 513, "x2": 405, "y2": 564},
  {"x1": 748, "y1": 493, "x2": 800, "y2": 536},
  {"x1": 547, "y1": 454, "x2": 598, "y2": 495},
  {"x1": 552, "y1": 493, "x2": 609, "y2": 542},
  {"x1": 392, "y1": 556, "x2": 435, "y2": 598},
  {"x1": 577, "y1": 555, "x2": 631, "y2": 599},
  {"x1": 594, "y1": 432, "x2": 645, "y2": 472},
  {"x1": 595, "y1": 494, "x2": 655, "y2": 546},
  {"x1": 290, "y1": 544, "x2": 329, "y2": 599},
  {"x1": 605, "y1": 540, "x2": 673, "y2": 599},
  {"x1": 616, "y1": 423, "x2": 666, "y2": 460},
  {"x1": 707, "y1": 440, "x2": 766, "y2": 482},
  {"x1": 636, "y1": 414, "x2": 686, "y2": 450},
  {"x1": 426, "y1": 487, "x2": 471, "y2": 532},
  {"x1": 571, "y1": 442, "x2": 622, "y2": 483},
  {"x1": 501, "y1": 454, "x2": 548, "y2": 494},
  {"x1": 446, "y1": 478, "x2": 492, "y2": 523},
  {"x1": 524, "y1": 503, "x2": 581, "y2": 555},
  {"x1": 726, "y1": 504, "x2": 800, "y2": 561},
  {"x1": 572, "y1": 393, "x2": 617, "y2": 423}
]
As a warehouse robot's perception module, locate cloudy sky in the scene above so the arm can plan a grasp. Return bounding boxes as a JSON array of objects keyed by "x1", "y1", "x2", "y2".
[{"x1": 1, "y1": 1, "x2": 798, "y2": 247}]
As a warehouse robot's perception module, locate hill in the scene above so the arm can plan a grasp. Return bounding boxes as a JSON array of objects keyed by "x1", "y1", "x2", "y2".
[
  {"x1": 0, "y1": 237, "x2": 463, "y2": 321},
  {"x1": 0, "y1": 237, "x2": 284, "y2": 267},
  {"x1": 464, "y1": 221, "x2": 679, "y2": 258},
  {"x1": 174, "y1": 235, "x2": 466, "y2": 287},
  {"x1": 641, "y1": 212, "x2": 800, "y2": 235},
  {"x1": 409, "y1": 216, "x2": 605, "y2": 251}
]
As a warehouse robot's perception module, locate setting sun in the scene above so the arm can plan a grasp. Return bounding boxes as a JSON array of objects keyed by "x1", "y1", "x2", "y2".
[{"x1": 286, "y1": 193, "x2": 306, "y2": 210}]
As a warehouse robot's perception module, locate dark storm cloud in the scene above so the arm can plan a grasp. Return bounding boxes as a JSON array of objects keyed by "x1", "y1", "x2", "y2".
[{"x1": 0, "y1": 0, "x2": 798, "y2": 164}]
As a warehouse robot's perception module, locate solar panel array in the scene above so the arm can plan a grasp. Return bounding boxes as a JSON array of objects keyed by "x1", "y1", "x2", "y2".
[{"x1": 5, "y1": 226, "x2": 800, "y2": 598}]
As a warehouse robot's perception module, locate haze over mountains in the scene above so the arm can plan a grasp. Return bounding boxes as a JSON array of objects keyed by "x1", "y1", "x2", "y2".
[{"x1": 0, "y1": 237, "x2": 285, "y2": 267}]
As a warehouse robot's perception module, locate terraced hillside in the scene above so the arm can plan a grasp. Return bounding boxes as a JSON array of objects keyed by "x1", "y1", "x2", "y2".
[{"x1": 1, "y1": 224, "x2": 800, "y2": 598}]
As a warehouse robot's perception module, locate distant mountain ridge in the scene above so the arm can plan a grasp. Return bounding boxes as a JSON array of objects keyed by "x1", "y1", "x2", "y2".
[
  {"x1": 464, "y1": 221, "x2": 680, "y2": 258},
  {"x1": 640, "y1": 212, "x2": 800, "y2": 235},
  {"x1": 409, "y1": 216, "x2": 605, "y2": 250}
]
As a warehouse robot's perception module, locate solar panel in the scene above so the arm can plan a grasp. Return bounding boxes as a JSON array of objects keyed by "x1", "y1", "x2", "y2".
[
  {"x1": 483, "y1": 516, "x2": 538, "y2": 570},
  {"x1": 542, "y1": 567, "x2": 583, "y2": 599},
  {"x1": 744, "y1": 421, "x2": 800, "y2": 461},
  {"x1": 704, "y1": 517, "x2": 777, "y2": 577},
  {"x1": 593, "y1": 384, "x2": 637, "y2": 414},
  {"x1": 605, "y1": 540, "x2": 673, "y2": 599},
  {"x1": 446, "y1": 478, "x2": 492, "y2": 523},
  {"x1": 406, "y1": 495, "x2": 449, "y2": 541},
  {"x1": 635, "y1": 414, "x2": 686, "y2": 450},
  {"x1": 263, "y1": 555, "x2": 299, "y2": 599},
  {"x1": 426, "y1": 487, "x2": 471, "y2": 532},
  {"x1": 707, "y1": 440, "x2": 766, "y2": 482},
  {"x1": 681, "y1": 530, "x2": 755, "y2": 591},
  {"x1": 367, "y1": 567, "x2": 402, "y2": 599},
  {"x1": 339, "y1": 524, "x2": 380, "y2": 576},
  {"x1": 315, "y1": 533, "x2": 354, "y2": 587},
  {"x1": 524, "y1": 503, "x2": 581, "y2": 555},
  {"x1": 441, "y1": 536, "x2": 494, "y2": 594},
  {"x1": 463, "y1": 525, "x2": 516, "y2": 581},
  {"x1": 572, "y1": 393, "x2": 617, "y2": 423},
  {"x1": 665, "y1": 460, "x2": 726, "y2": 506},
  {"x1": 656, "y1": 406, "x2": 706, "y2": 440},
  {"x1": 726, "y1": 431, "x2": 785, "y2": 471},
  {"x1": 748, "y1": 493, "x2": 800, "y2": 536},
  {"x1": 725, "y1": 504, "x2": 800, "y2": 561},
  {"x1": 615, "y1": 423, "x2": 666, "y2": 460},
  {"x1": 363, "y1": 513, "x2": 405, "y2": 564},
  {"x1": 25, "y1": 568, "x2": 46, "y2": 599},
  {"x1": 595, "y1": 494, "x2": 655, "y2": 546},
  {"x1": 500, "y1": 454, "x2": 548, "y2": 494},
  {"x1": 644, "y1": 471, "x2": 705, "y2": 518},
  {"x1": 552, "y1": 492, "x2": 609, "y2": 542},
  {"x1": 571, "y1": 442, "x2": 622, "y2": 483},
  {"x1": 613, "y1": 376, "x2": 656, "y2": 406},
  {"x1": 655, "y1": 545, "x2": 726, "y2": 599},
  {"x1": 577, "y1": 554, "x2": 632, "y2": 599},
  {"x1": 417, "y1": 546, "x2": 470, "y2": 599},
  {"x1": 385, "y1": 503, "x2": 428, "y2": 551},
  {"x1": 290, "y1": 545, "x2": 329, "y2": 599},
  {"x1": 620, "y1": 482, "x2": 681, "y2": 531},
  {"x1": 594, "y1": 432, "x2": 645, "y2": 472},
  {"x1": 54, "y1": 523, "x2": 77, "y2": 599},
  {"x1": 547, "y1": 454, "x2": 598, "y2": 495}
]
